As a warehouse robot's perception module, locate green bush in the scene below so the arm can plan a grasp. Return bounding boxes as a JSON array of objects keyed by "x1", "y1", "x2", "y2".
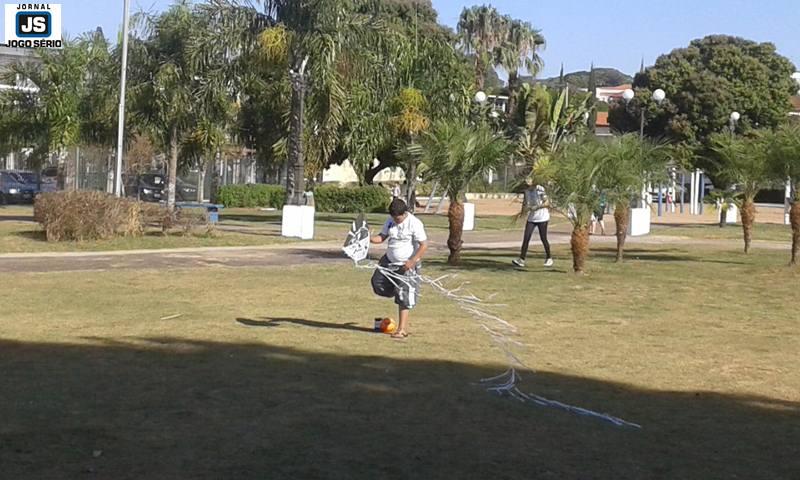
[
  {"x1": 313, "y1": 185, "x2": 390, "y2": 213},
  {"x1": 217, "y1": 184, "x2": 286, "y2": 208}
]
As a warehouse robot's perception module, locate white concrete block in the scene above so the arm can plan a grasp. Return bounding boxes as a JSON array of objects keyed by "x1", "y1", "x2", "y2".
[
  {"x1": 463, "y1": 202, "x2": 475, "y2": 231},
  {"x1": 282, "y1": 205, "x2": 315, "y2": 240},
  {"x1": 628, "y1": 207, "x2": 651, "y2": 236}
]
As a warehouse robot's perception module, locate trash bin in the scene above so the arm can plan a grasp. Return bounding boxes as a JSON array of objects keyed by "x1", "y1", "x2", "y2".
[{"x1": 207, "y1": 205, "x2": 220, "y2": 224}]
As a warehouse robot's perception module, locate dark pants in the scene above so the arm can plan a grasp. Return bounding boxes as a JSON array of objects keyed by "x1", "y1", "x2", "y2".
[
  {"x1": 520, "y1": 221, "x2": 551, "y2": 260},
  {"x1": 371, "y1": 256, "x2": 420, "y2": 310}
]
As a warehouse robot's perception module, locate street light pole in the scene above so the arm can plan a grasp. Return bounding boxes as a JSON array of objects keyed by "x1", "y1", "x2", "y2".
[
  {"x1": 114, "y1": 0, "x2": 131, "y2": 197},
  {"x1": 729, "y1": 111, "x2": 740, "y2": 135}
]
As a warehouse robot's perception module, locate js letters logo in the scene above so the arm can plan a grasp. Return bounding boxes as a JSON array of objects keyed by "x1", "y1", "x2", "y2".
[{"x1": 4, "y1": 4, "x2": 62, "y2": 48}]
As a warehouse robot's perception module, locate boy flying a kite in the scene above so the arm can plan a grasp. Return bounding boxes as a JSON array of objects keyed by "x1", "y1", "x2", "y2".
[{"x1": 370, "y1": 198, "x2": 429, "y2": 339}]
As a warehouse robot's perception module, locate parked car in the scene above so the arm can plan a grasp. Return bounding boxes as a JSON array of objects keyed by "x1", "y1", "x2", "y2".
[
  {"x1": 126, "y1": 173, "x2": 166, "y2": 202},
  {"x1": 9, "y1": 171, "x2": 57, "y2": 194},
  {"x1": 39, "y1": 167, "x2": 59, "y2": 192},
  {"x1": 175, "y1": 177, "x2": 198, "y2": 202},
  {"x1": 125, "y1": 173, "x2": 198, "y2": 203},
  {"x1": 0, "y1": 170, "x2": 37, "y2": 204}
]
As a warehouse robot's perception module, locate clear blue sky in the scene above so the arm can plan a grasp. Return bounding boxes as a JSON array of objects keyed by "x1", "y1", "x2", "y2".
[{"x1": 61, "y1": 0, "x2": 800, "y2": 79}]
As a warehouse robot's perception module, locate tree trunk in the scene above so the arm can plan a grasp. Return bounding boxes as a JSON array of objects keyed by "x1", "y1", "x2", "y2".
[
  {"x1": 790, "y1": 201, "x2": 800, "y2": 266},
  {"x1": 475, "y1": 55, "x2": 485, "y2": 92},
  {"x1": 287, "y1": 61, "x2": 307, "y2": 206},
  {"x1": 197, "y1": 159, "x2": 205, "y2": 202},
  {"x1": 741, "y1": 198, "x2": 756, "y2": 254},
  {"x1": 167, "y1": 124, "x2": 178, "y2": 211},
  {"x1": 209, "y1": 152, "x2": 219, "y2": 204},
  {"x1": 56, "y1": 149, "x2": 66, "y2": 190},
  {"x1": 614, "y1": 202, "x2": 629, "y2": 263},
  {"x1": 405, "y1": 159, "x2": 417, "y2": 212},
  {"x1": 447, "y1": 199, "x2": 465, "y2": 266},
  {"x1": 507, "y1": 71, "x2": 519, "y2": 118},
  {"x1": 571, "y1": 224, "x2": 590, "y2": 274}
]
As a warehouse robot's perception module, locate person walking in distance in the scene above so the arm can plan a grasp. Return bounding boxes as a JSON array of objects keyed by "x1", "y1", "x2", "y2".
[
  {"x1": 591, "y1": 193, "x2": 607, "y2": 236},
  {"x1": 513, "y1": 180, "x2": 553, "y2": 268}
]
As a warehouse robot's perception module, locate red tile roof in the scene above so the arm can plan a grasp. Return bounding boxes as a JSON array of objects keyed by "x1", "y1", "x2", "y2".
[{"x1": 596, "y1": 111, "x2": 609, "y2": 127}]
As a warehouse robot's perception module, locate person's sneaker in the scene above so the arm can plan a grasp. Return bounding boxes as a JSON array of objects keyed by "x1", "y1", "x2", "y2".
[
  {"x1": 544, "y1": 258, "x2": 554, "y2": 267},
  {"x1": 512, "y1": 258, "x2": 526, "y2": 268}
]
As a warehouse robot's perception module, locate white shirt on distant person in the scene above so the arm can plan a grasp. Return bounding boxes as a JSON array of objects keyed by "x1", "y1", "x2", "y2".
[{"x1": 526, "y1": 185, "x2": 550, "y2": 223}]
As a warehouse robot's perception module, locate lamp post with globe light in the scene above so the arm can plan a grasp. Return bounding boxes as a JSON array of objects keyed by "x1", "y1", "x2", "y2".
[
  {"x1": 624, "y1": 88, "x2": 668, "y2": 213},
  {"x1": 729, "y1": 111, "x2": 741, "y2": 134}
]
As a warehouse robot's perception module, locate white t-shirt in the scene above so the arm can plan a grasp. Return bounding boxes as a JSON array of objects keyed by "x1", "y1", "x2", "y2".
[
  {"x1": 526, "y1": 186, "x2": 550, "y2": 223},
  {"x1": 380, "y1": 213, "x2": 428, "y2": 264}
]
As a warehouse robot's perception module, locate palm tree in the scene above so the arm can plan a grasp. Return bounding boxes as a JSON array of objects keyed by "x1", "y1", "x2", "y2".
[
  {"x1": 456, "y1": 5, "x2": 505, "y2": 91},
  {"x1": 196, "y1": 0, "x2": 382, "y2": 205},
  {"x1": 416, "y1": 120, "x2": 511, "y2": 265},
  {"x1": 390, "y1": 88, "x2": 430, "y2": 210},
  {"x1": 127, "y1": 3, "x2": 201, "y2": 210},
  {"x1": 766, "y1": 124, "x2": 800, "y2": 265},
  {"x1": 708, "y1": 132, "x2": 769, "y2": 253},
  {"x1": 494, "y1": 19, "x2": 544, "y2": 117},
  {"x1": 0, "y1": 38, "x2": 89, "y2": 188},
  {"x1": 533, "y1": 138, "x2": 606, "y2": 274},
  {"x1": 513, "y1": 83, "x2": 592, "y2": 182},
  {"x1": 600, "y1": 134, "x2": 669, "y2": 262}
]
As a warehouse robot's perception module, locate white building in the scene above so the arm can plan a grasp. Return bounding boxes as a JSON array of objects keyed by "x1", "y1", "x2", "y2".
[{"x1": 595, "y1": 84, "x2": 631, "y2": 103}]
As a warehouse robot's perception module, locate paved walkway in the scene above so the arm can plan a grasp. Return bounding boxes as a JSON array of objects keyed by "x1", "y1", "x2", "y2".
[{"x1": 0, "y1": 229, "x2": 790, "y2": 274}]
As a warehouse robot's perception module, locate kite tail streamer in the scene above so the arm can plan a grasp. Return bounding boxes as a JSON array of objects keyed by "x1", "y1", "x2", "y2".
[{"x1": 344, "y1": 222, "x2": 639, "y2": 429}]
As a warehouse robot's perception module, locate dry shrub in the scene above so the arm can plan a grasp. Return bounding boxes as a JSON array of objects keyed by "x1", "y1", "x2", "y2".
[
  {"x1": 140, "y1": 203, "x2": 213, "y2": 237},
  {"x1": 175, "y1": 208, "x2": 209, "y2": 236},
  {"x1": 35, "y1": 191, "x2": 145, "y2": 242},
  {"x1": 140, "y1": 203, "x2": 176, "y2": 234}
]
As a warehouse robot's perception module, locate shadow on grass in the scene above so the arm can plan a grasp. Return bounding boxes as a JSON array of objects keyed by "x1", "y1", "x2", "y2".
[
  {"x1": 0, "y1": 215, "x2": 35, "y2": 222},
  {"x1": 0, "y1": 337, "x2": 796, "y2": 479},
  {"x1": 10, "y1": 230, "x2": 47, "y2": 242},
  {"x1": 221, "y1": 214, "x2": 282, "y2": 224},
  {"x1": 237, "y1": 316, "x2": 374, "y2": 333},
  {"x1": 592, "y1": 247, "x2": 748, "y2": 265}
]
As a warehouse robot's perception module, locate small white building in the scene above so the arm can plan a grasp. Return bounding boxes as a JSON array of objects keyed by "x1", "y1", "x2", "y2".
[{"x1": 595, "y1": 84, "x2": 631, "y2": 103}]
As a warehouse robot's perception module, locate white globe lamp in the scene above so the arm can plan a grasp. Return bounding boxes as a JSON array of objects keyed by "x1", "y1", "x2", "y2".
[
  {"x1": 652, "y1": 88, "x2": 666, "y2": 104},
  {"x1": 622, "y1": 88, "x2": 635, "y2": 103},
  {"x1": 474, "y1": 91, "x2": 487, "y2": 104},
  {"x1": 730, "y1": 111, "x2": 741, "y2": 122}
]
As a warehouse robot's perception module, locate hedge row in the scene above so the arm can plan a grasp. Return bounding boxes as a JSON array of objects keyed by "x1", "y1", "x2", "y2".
[
  {"x1": 313, "y1": 185, "x2": 390, "y2": 213},
  {"x1": 216, "y1": 183, "x2": 390, "y2": 213},
  {"x1": 217, "y1": 184, "x2": 286, "y2": 209}
]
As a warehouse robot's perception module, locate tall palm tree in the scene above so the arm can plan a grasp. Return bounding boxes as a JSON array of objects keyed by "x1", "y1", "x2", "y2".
[
  {"x1": 390, "y1": 88, "x2": 430, "y2": 210},
  {"x1": 708, "y1": 132, "x2": 769, "y2": 253},
  {"x1": 196, "y1": 0, "x2": 382, "y2": 205},
  {"x1": 416, "y1": 120, "x2": 511, "y2": 265},
  {"x1": 513, "y1": 83, "x2": 592, "y2": 182},
  {"x1": 494, "y1": 19, "x2": 544, "y2": 117},
  {"x1": 766, "y1": 124, "x2": 800, "y2": 265},
  {"x1": 456, "y1": 5, "x2": 505, "y2": 91},
  {"x1": 533, "y1": 138, "x2": 606, "y2": 274},
  {"x1": 599, "y1": 134, "x2": 669, "y2": 262},
  {"x1": 0, "y1": 38, "x2": 89, "y2": 188},
  {"x1": 127, "y1": 3, "x2": 201, "y2": 210}
]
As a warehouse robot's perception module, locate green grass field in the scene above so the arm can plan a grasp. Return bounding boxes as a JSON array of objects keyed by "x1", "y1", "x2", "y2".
[
  {"x1": 0, "y1": 205, "x2": 525, "y2": 254},
  {"x1": 651, "y1": 222, "x2": 793, "y2": 243},
  {"x1": 2, "y1": 243, "x2": 797, "y2": 478}
]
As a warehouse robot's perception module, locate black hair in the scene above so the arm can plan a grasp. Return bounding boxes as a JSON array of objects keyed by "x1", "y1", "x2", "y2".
[{"x1": 389, "y1": 198, "x2": 408, "y2": 217}]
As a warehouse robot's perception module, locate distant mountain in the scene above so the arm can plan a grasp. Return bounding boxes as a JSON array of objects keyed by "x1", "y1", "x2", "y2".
[{"x1": 522, "y1": 68, "x2": 633, "y2": 89}]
